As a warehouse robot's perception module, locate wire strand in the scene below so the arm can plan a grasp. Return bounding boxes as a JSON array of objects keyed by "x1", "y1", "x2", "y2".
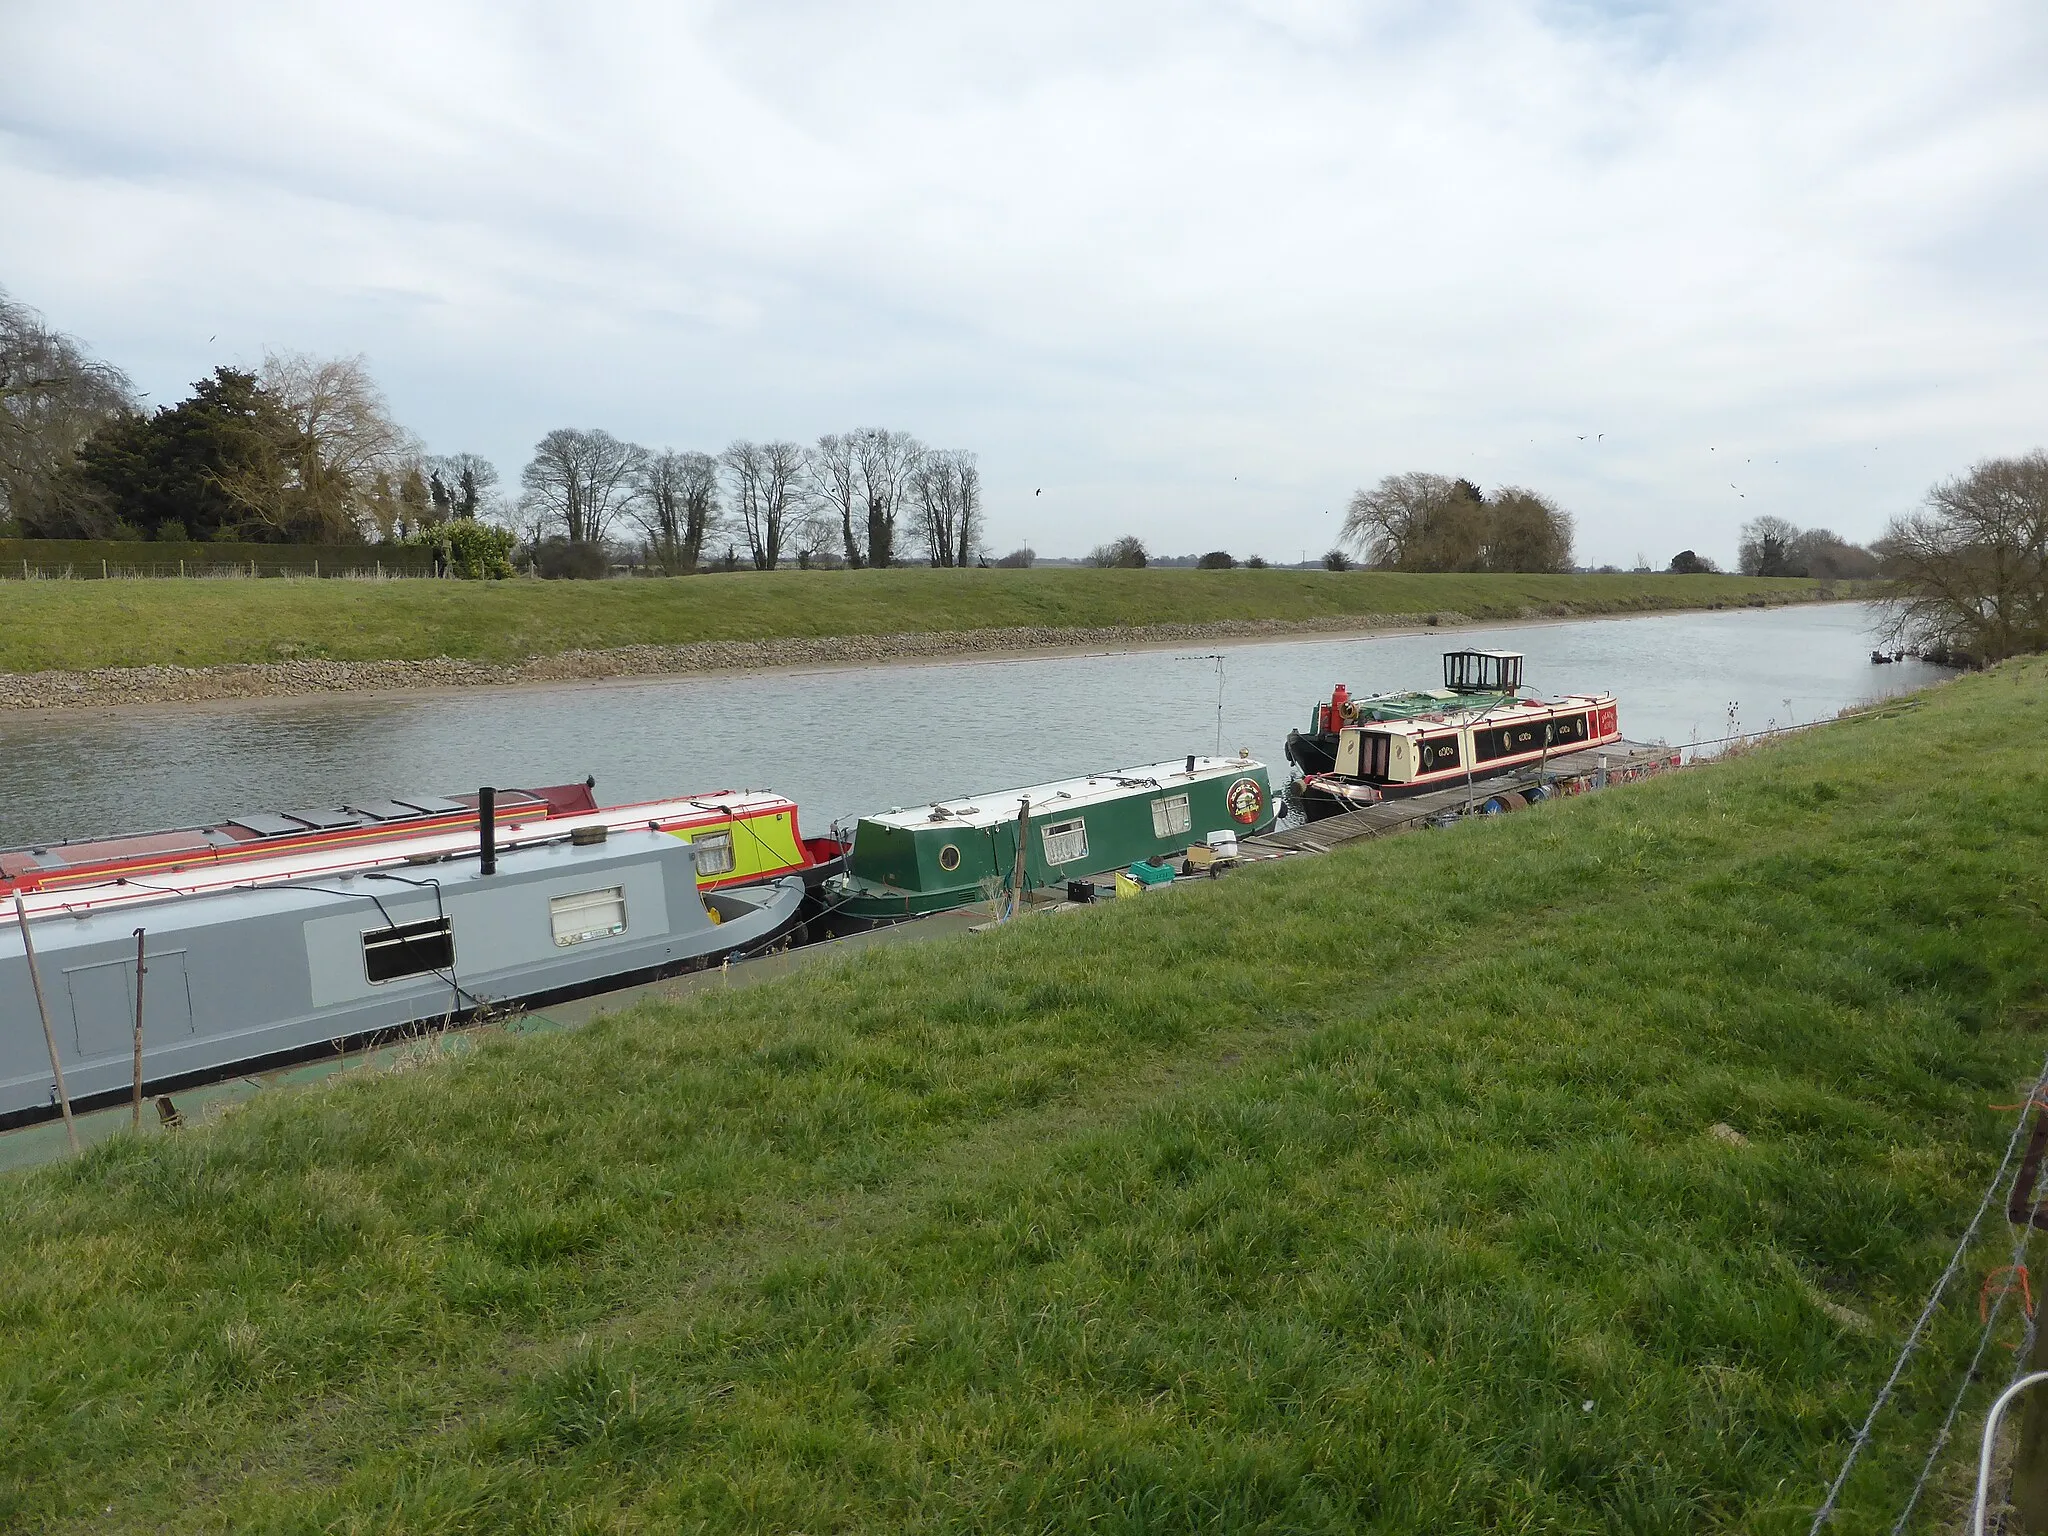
[{"x1": 1810, "y1": 1063, "x2": 2048, "y2": 1532}]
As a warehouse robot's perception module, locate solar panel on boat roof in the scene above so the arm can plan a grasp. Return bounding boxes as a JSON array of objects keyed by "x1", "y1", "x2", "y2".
[
  {"x1": 346, "y1": 799, "x2": 428, "y2": 822},
  {"x1": 226, "y1": 812, "x2": 311, "y2": 838},
  {"x1": 284, "y1": 808, "x2": 368, "y2": 830},
  {"x1": 392, "y1": 796, "x2": 466, "y2": 815}
]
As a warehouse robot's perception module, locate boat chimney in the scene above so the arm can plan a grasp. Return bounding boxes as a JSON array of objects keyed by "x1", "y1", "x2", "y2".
[
  {"x1": 477, "y1": 786, "x2": 496, "y2": 875},
  {"x1": 1185, "y1": 755, "x2": 1195, "y2": 774}
]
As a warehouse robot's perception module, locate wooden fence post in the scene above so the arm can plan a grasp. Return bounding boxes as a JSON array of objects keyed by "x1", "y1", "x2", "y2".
[
  {"x1": 14, "y1": 895, "x2": 77, "y2": 1153},
  {"x1": 131, "y1": 928, "x2": 147, "y2": 1130}
]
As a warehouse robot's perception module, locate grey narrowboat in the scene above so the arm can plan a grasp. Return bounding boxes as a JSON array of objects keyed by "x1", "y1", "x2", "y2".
[{"x1": 1, "y1": 825, "x2": 802, "y2": 1124}]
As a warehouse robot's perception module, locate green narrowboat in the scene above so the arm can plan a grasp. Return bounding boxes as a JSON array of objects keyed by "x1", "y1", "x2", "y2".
[{"x1": 819, "y1": 754, "x2": 1275, "y2": 927}]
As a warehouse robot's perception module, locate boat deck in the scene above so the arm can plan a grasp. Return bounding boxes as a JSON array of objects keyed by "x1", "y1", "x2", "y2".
[{"x1": 1248, "y1": 741, "x2": 1678, "y2": 855}]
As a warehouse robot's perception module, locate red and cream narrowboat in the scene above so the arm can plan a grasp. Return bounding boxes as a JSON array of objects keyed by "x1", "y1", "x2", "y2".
[{"x1": 1296, "y1": 650, "x2": 1623, "y2": 813}]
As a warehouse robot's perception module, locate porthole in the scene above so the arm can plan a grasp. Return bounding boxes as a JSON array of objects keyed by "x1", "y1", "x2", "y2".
[{"x1": 937, "y1": 844, "x2": 962, "y2": 872}]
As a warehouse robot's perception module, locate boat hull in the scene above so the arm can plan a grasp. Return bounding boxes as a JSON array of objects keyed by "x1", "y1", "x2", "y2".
[{"x1": 0, "y1": 830, "x2": 802, "y2": 1125}]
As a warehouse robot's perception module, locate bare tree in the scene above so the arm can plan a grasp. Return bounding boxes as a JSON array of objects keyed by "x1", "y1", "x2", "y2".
[
  {"x1": 426, "y1": 453, "x2": 499, "y2": 521},
  {"x1": 1881, "y1": 451, "x2": 2048, "y2": 662},
  {"x1": 853, "y1": 428, "x2": 923, "y2": 568},
  {"x1": 225, "y1": 351, "x2": 420, "y2": 541},
  {"x1": 0, "y1": 288, "x2": 135, "y2": 533},
  {"x1": 1344, "y1": 473, "x2": 1571, "y2": 571},
  {"x1": 910, "y1": 449, "x2": 983, "y2": 566},
  {"x1": 1088, "y1": 534, "x2": 1148, "y2": 568},
  {"x1": 633, "y1": 449, "x2": 719, "y2": 573},
  {"x1": 1484, "y1": 486, "x2": 1574, "y2": 573},
  {"x1": 1341, "y1": 472, "x2": 1466, "y2": 569},
  {"x1": 808, "y1": 432, "x2": 865, "y2": 568},
  {"x1": 721, "y1": 440, "x2": 805, "y2": 570},
  {"x1": 520, "y1": 429, "x2": 648, "y2": 545},
  {"x1": 1737, "y1": 514, "x2": 1802, "y2": 576}
]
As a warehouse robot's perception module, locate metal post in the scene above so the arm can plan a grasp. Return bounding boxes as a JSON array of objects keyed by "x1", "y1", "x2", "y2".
[
  {"x1": 131, "y1": 928, "x2": 147, "y2": 1130},
  {"x1": 478, "y1": 787, "x2": 497, "y2": 876},
  {"x1": 14, "y1": 895, "x2": 77, "y2": 1153},
  {"x1": 2014, "y1": 1299, "x2": 2048, "y2": 1533},
  {"x1": 1979, "y1": 1373, "x2": 2048, "y2": 1535}
]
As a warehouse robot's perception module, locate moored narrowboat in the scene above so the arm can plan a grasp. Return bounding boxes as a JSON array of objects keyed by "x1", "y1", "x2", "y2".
[
  {"x1": 1, "y1": 825, "x2": 805, "y2": 1125},
  {"x1": 1292, "y1": 650, "x2": 1622, "y2": 815},
  {"x1": 820, "y1": 755, "x2": 1275, "y2": 929},
  {"x1": 0, "y1": 782, "x2": 841, "y2": 919}
]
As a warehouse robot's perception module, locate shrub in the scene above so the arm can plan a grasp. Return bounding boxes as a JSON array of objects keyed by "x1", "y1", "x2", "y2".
[
  {"x1": 1245, "y1": 554, "x2": 1268, "y2": 569},
  {"x1": 1087, "y1": 535, "x2": 1148, "y2": 569},
  {"x1": 994, "y1": 547, "x2": 1036, "y2": 568},
  {"x1": 1322, "y1": 548, "x2": 1353, "y2": 571},
  {"x1": 1196, "y1": 550, "x2": 1235, "y2": 569},
  {"x1": 530, "y1": 538, "x2": 610, "y2": 580}
]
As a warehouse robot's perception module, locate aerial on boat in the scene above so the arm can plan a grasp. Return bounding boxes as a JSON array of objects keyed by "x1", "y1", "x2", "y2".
[
  {"x1": 818, "y1": 754, "x2": 1276, "y2": 931},
  {"x1": 1287, "y1": 650, "x2": 1623, "y2": 817}
]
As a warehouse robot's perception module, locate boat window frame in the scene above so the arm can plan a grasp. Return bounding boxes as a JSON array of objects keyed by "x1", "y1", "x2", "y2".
[
  {"x1": 1150, "y1": 794, "x2": 1192, "y2": 838},
  {"x1": 549, "y1": 886, "x2": 629, "y2": 947},
  {"x1": 689, "y1": 829, "x2": 736, "y2": 877},
  {"x1": 362, "y1": 916, "x2": 455, "y2": 984},
  {"x1": 1040, "y1": 818, "x2": 1090, "y2": 866}
]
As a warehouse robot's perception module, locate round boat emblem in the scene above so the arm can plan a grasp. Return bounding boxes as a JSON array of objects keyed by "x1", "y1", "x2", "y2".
[
  {"x1": 1225, "y1": 776, "x2": 1265, "y2": 825},
  {"x1": 937, "y1": 843, "x2": 962, "y2": 872}
]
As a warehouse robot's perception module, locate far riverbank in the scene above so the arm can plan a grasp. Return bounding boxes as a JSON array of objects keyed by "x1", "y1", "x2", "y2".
[{"x1": 0, "y1": 569, "x2": 1847, "y2": 711}]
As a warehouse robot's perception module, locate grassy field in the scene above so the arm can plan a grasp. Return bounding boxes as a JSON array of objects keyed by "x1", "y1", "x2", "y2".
[
  {"x1": 0, "y1": 568, "x2": 1836, "y2": 672},
  {"x1": 3, "y1": 660, "x2": 2041, "y2": 1532}
]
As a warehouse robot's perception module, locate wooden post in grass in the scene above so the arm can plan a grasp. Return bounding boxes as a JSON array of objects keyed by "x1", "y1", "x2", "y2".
[
  {"x1": 15, "y1": 895, "x2": 77, "y2": 1153},
  {"x1": 131, "y1": 928, "x2": 147, "y2": 1130},
  {"x1": 2013, "y1": 1235, "x2": 2048, "y2": 1533}
]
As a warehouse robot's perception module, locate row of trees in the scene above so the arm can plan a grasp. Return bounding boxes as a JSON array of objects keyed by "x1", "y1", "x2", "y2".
[
  {"x1": 516, "y1": 427, "x2": 981, "y2": 573},
  {"x1": 2, "y1": 287, "x2": 498, "y2": 545},
  {"x1": 1339, "y1": 473, "x2": 1575, "y2": 573},
  {"x1": 1735, "y1": 516, "x2": 1880, "y2": 579}
]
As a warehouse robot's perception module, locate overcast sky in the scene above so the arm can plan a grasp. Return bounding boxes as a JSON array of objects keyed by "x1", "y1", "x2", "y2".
[{"x1": 3, "y1": 1, "x2": 2043, "y2": 565}]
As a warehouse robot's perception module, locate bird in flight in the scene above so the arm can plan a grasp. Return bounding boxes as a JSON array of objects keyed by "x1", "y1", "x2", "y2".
[{"x1": 1034, "y1": 488, "x2": 1041, "y2": 496}]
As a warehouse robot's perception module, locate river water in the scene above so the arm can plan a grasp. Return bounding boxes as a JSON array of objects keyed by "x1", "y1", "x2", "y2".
[{"x1": 0, "y1": 602, "x2": 1942, "y2": 848}]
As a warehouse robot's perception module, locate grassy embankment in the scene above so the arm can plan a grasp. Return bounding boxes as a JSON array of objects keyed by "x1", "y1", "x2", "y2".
[
  {"x1": 0, "y1": 568, "x2": 1835, "y2": 673},
  {"x1": 3, "y1": 660, "x2": 2040, "y2": 1532}
]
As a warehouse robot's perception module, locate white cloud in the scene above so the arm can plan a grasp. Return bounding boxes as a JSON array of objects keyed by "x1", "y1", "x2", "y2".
[{"x1": 2, "y1": 0, "x2": 2043, "y2": 564}]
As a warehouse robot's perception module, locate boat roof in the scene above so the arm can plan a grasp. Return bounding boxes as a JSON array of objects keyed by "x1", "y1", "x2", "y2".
[
  {"x1": 1350, "y1": 692, "x2": 1613, "y2": 734},
  {"x1": 1, "y1": 789, "x2": 800, "y2": 920},
  {"x1": 864, "y1": 756, "x2": 1264, "y2": 833}
]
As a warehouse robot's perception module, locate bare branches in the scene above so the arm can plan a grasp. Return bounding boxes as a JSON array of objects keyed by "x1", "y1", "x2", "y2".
[
  {"x1": 1881, "y1": 452, "x2": 2048, "y2": 662},
  {"x1": 0, "y1": 288, "x2": 134, "y2": 531},
  {"x1": 809, "y1": 433, "x2": 865, "y2": 568},
  {"x1": 1341, "y1": 474, "x2": 1570, "y2": 572},
  {"x1": 633, "y1": 450, "x2": 718, "y2": 573},
  {"x1": 721, "y1": 440, "x2": 804, "y2": 570},
  {"x1": 911, "y1": 449, "x2": 981, "y2": 566},
  {"x1": 852, "y1": 428, "x2": 922, "y2": 568},
  {"x1": 520, "y1": 429, "x2": 648, "y2": 545}
]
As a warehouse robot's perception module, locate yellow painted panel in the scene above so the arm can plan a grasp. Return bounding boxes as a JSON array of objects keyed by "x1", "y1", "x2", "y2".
[{"x1": 672, "y1": 809, "x2": 805, "y2": 887}]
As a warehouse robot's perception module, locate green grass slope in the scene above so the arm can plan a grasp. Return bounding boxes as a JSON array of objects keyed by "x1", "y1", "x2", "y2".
[
  {"x1": 2, "y1": 662, "x2": 2041, "y2": 1532},
  {"x1": 0, "y1": 568, "x2": 1830, "y2": 672}
]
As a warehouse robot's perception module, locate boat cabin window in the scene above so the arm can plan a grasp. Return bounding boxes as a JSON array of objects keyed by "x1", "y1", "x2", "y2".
[
  {"x1": 1443, "y1": 650, "x2": 1523, "y2": 694},
  {"x1": 549, "y1": 887, "x2": 628, "y2": 947},
  {"x1": 362, "y1": 917, "x2": 455, "y2": 984},
  {"x1": 1151, "y1": 794, "x2": 1192, "y2": 838},
  {"x1": 689, "y1": 830, "x2": 735, "y2": 876},
  {"x1": 1041, "y1": 818, "x2": 1090, "y2": 865},
  {"x1": 1418, "y1": 734, "x2": 1462, "y2": 773}
]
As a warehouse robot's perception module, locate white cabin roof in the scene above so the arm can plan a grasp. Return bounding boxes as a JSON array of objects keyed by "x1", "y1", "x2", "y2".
[
  {"x1": 1348, "y1": 693, "x2": 1613, "y2": 737},
  {"x1": 865, "y1": 756, "x2": 1263, "y2": 833}
]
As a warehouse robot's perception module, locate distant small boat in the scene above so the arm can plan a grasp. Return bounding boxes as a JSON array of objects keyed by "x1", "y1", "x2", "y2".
[
  {"x1": 1290, "y1": 650, "x2": 1623, "y2": 815},
  {"x1": 820, "y1": 755, "x2": 1276, "y2": 929}
]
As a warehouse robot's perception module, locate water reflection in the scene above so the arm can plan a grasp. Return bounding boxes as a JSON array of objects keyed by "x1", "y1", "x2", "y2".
[{"x1": 0, "y1": 603, "x2": 1940, "y2": 847}]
